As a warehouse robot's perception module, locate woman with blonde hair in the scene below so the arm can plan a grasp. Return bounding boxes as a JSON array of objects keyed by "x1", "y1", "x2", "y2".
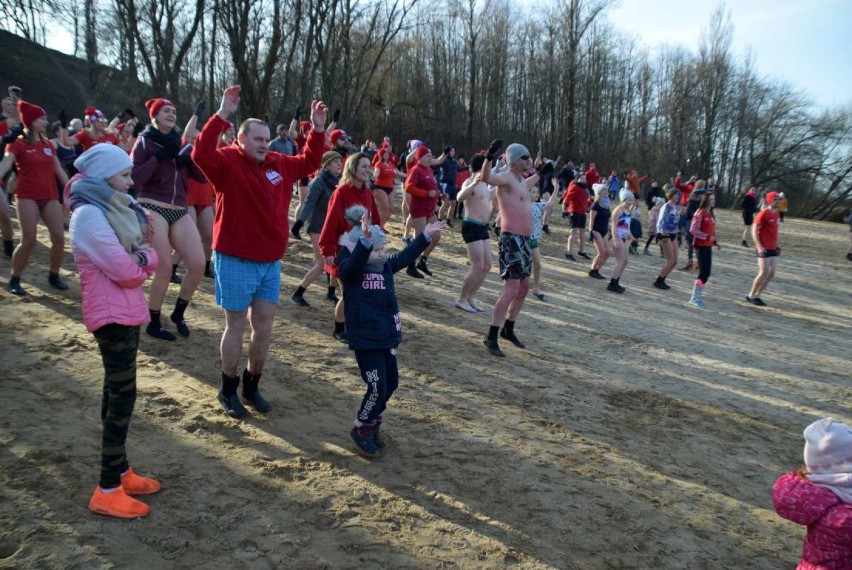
[{"x1": 318, "y1": 152, "x2": 381, "y2": 341}]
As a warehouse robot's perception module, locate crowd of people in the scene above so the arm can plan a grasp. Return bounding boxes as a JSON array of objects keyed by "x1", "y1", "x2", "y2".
[{"x1": 2, "y1": 84, "x2": 849, "y2": 551}]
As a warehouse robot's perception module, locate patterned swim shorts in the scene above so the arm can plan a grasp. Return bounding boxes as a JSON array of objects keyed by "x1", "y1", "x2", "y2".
[{"x1": 498, "y1": 231, "x2": 532, "y2": 280}]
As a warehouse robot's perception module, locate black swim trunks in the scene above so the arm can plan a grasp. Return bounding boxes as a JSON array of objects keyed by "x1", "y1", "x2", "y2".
[{"x1": 461, "y1": 219, "x2": 490, "y2": 244}]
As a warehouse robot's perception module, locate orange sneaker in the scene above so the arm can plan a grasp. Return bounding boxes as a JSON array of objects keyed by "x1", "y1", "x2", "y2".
[
  {"x1": 121, "y1": 467, "x2": 161, "y2": 495},
  {"x1": 88, "y1": 486, "x2": 150, "y2": 519}
]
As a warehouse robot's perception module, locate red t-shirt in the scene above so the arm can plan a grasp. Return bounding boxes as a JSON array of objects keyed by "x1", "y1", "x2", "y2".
[
  {"x1": 456, "y1": 169, "x2": 470, "y2": 189},
  {"x1": 187, "y1": 177, "x2": 215, "y2": 207},
  {"x1": 373, "y1": 161, "x2": 396, "y2": 188},
  {"x1": 74, "y1": 129, "x2": 120, "y2": 150},
  {"x1": 7, "y1": 139, "x2": 59, "y2": 200},
  {"x1": 755, "y1": 208, "x2": 780, "y2": 250}
]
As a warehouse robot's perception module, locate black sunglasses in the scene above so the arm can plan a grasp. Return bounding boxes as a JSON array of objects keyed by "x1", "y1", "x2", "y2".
[{"x1": 520, "y1": 155, "x2": 530, "y2": 160}]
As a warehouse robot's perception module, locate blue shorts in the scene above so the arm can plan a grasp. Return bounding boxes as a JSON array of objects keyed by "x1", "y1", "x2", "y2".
[
  {"x1": 213, "y1": 252, "x2": 281, "y2": 311},
  {"x1": 442, "y1": 183, "x2": 458, "y2": 200},
  {"x1": 678, "y1": 213, "x2": 688, "y2": 231}
]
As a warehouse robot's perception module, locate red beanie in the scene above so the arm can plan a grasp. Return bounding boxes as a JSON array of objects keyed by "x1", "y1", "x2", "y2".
[
  {"x1": 145, "y1": 98, "x2": 175, "y2": 119},
  {"x1": 766, "y1": 191, "x2": 779, "y2": 204},
  {"x1": 329, "y1": 129, "x2": 347, "y2": 146},
  {"x1": 414, "y1": 145, "x2": 431, "y2": 161},
  {"x1": 17, "y1": 100, "x2": 46, "y2": 129},
  {"x1": 300, "y1": 120, "x2": 311, "y2": 133},
  {"x1": 84, "y1": 106, "x2": 105, "y2": 123}
]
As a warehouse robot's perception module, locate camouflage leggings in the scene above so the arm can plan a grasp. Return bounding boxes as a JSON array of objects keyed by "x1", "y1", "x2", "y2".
[{"x1": 92, "y1": 324, "x2": 139, "y2": 489}]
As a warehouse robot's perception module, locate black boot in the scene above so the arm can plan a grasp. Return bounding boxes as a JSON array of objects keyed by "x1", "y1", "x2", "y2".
[
  {"x1": 48, "y1": 272, "x2": 69, "y2": 290},
  {"x1": 170, "y1": 298, "x2": 191, "y2": 336},
  {"x1": 146, "y1": 310, "x2": 176, "y2": 341},
  {"x1": 218, "y1": 372, "x2": 248, "y2": 418},
  {"x1": 241, "y1": 369, "x2": 271, "y2": 412},
  {"x1": 499, "y1": 320, "x2": 526, "y2": 348},
  {"x1": 406, "y1": 261, "x2": 424, "y2": 278},
  {"x1": 8, "y1": 275, "x2": 26, "y2": 296},
  {"x1": 483, "y1": 325, "x2": 505, "y2": 357},
  {"x1": 326, "y1": 286, "x2": 339, "y2": 303},
  {"x1": 607, "y1": 278, "x2": 624, "y2": 293},
  {"x1": 291, "y1": 285, "x2": 310, "y2": 307},
  {"x1": 170, "y1": 264, "x2": 183, "y2": 284}
]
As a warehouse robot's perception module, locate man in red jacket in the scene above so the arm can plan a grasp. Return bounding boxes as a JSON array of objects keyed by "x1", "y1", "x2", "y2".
[{"x1": 192, "y1": 85, "x2": 327, "y2": 419}]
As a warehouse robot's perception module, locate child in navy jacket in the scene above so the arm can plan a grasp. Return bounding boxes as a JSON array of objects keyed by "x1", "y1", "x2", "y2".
[{"x1": 337, "y1": 205, "x2": 444, "y2": 457}]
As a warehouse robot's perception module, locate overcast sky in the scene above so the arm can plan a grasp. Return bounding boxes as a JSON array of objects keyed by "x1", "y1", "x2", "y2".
[{"x1": 607, "y1": 0, "x2": 852, "y2": 111}]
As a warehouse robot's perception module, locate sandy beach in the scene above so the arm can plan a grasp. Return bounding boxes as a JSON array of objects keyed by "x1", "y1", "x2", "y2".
[{"x1": 1, "y1": 201, "x2": 850, "y2": 569}]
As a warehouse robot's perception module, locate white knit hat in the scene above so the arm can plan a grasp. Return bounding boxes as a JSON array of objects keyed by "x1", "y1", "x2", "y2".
[
  {"x1": 619, "y1": 189, "x2": 634, "y2": 202},
  {"x1": 804, "y1": 417, "x2": 852, "y2": 474},
  {"x1": 74, "y1": 143, "x2": 133, "y2": 180},
  {"x1": 592, "y1": 183, "x2": 608, "y2": 196}
]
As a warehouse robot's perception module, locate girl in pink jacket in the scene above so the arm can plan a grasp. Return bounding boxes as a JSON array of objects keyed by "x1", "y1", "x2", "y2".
[
  {"x1": 773, "y1": 417, "x2": 852, "y2": 569},
  {"x1": 68, "y1": 144, "x2": 161, "y2": 519}
]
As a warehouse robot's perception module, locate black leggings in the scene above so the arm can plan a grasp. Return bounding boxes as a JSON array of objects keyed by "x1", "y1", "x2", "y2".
[
  {"x1": 93, "y1": 324, "x2": 140, "y2": 488},
  {"x1": 354, "y1": 348, "x2": 398, "y2": 424},
  {"x1": 695, "y1": 246, "x2": 712, "y2": 284}
]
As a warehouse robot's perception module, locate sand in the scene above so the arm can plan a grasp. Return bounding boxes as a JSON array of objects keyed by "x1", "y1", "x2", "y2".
[{"x1": 1, "y1": 200, "x2": 850, "y2": 569}]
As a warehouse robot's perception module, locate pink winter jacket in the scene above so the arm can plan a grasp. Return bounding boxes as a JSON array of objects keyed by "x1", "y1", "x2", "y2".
[
  {"x1": 69, "y1": 204, "x2": 157, "y2": 332},
  {"x1": 773, "y1": 470, "x2": 852, "y2": 570}
]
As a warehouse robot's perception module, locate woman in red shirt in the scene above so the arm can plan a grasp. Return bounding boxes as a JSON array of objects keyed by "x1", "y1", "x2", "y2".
[
  {"x1": 62, "y1": 107, "x2": 120, "y2": 150},
  {"x1": 0, "y1": 100, "x2": 69, "y2": 295},
  {"x1": 688, "y1": 192, "x2": 720, "y2": 308},
  {"x1": 371, "y1": 145, "x2": 404, "y2": 228}
]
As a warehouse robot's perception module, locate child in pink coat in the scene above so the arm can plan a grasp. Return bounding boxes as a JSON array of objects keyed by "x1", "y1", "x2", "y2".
[
  {"x1": 773, "y1": 417, "x2": 852, "y2": 569},
  {"x1": 68, "y1": 144, "x2": 161, "y2": 519}
]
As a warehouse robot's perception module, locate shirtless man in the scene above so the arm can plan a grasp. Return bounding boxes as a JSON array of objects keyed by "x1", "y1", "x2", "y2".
[
  {"x1": 454, "y1": 154, "x2": 493, "y2": 313},
  {"x1": 480, "y1": 139, "x2": 538, "y2": 357}
]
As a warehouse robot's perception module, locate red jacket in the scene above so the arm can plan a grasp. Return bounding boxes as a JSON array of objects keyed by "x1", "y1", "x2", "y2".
[
  {"x1": 564, "y1": 180, "x2": 591, "y2": 214},
  {"x1": 689, "y1": 209, "x2": 716, "y2": 247},
  {"x1": 774, "y1": 471, "x2": 852, "y2": 570},
  {"x1": 674, "y1": 177, "x2": 694, "y2": 205},
  {"x1": 318, "y1": 182, "x2": 381, "y2": 262},
  {"x1": 584, "y1": 167, "x2": 600, "y2": 186},
  {"x1": 192, "y1": 114, "x2": 324, "y2": 262}
]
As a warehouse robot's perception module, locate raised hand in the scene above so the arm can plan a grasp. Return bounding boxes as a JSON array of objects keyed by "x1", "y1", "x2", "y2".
[
  {"x1": 424, "y1": 220, "x2": 447, "y2": 239},
  {"x1": 58, "y1": 109, "x2": 68, "y2": 129},
  {"x1": 218, "y1": 85, "x2": 241, "y2": 118},
  {"x1": 293, "y1": 106, "x2": 301, "y2": 121},
  {"x1": 310, "y1": 100, "x2": 329, "y2": 132},
  {"x1": 486, "y1": 138, "x2": 503, "y2": 160},
  {"x1": 332, "y1": 108, "x2": 341, "y2": 123},
  {"x1": 193, "y1": 100, "x2": 205, "y2": 117}
]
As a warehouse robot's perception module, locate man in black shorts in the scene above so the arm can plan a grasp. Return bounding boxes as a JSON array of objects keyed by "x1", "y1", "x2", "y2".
[{"x1": 455, "y1": 155, "x2": 493, "y2": 313}]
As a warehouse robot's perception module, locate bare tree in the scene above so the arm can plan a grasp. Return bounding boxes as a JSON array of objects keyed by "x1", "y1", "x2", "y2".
[{"x1": 115, "y1": 0, "x2": 204, "y2": 99}]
